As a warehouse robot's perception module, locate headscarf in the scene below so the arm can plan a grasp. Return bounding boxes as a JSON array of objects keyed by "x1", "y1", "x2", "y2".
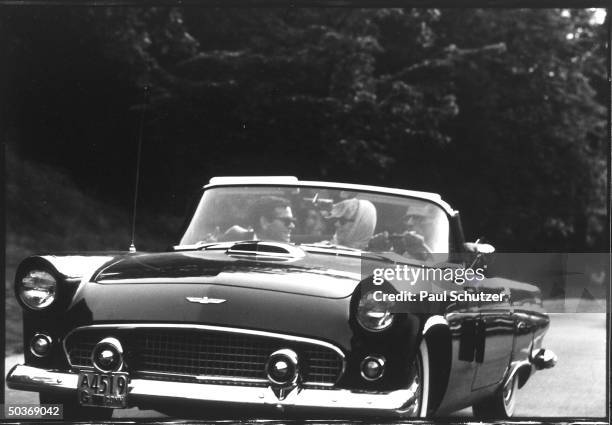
[{"x1": 330, "y1": 199, "x2": 377, "y2": 250}]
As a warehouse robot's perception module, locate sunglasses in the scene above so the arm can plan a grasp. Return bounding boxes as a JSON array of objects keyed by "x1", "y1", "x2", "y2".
[
  {"x1": 274, "y1": 217, "x2": 296, "y2": 226},
  {"x1": 334, "y1": 217, "x2": 355, "y2": 226}
]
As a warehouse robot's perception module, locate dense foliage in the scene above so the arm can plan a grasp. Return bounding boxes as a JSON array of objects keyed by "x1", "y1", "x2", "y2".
[{"x1": 3, "y1": 7, "x2": 608, "y2": 251}]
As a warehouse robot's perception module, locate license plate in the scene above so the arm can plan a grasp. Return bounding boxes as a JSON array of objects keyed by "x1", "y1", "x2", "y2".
[{"x1": 77, "y1": 371, "x2": 129, "y2": 408}]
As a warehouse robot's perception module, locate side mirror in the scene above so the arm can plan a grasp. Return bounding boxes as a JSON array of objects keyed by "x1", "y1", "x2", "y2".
[
  {"x1": 464, "y1": 241, "x2": 495, "y2": 255},
  {"x1": 464, "y1": 239, "x2": 495, "y2": 271}
]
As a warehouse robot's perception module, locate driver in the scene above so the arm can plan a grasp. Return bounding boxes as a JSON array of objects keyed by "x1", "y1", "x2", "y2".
[
  {"x1": 222, "y1": 196, "x2": 296, "y2": 243},
  {"x1": 249, "y1": 196, "x2": 296, "y2": 242}
]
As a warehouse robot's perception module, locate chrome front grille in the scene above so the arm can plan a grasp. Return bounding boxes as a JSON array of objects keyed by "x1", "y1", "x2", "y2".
[
  {"x1": 138, "y1": 331, "x2": 272, "y2": 380},
  {"x1": 64, "y1": 325, "x2": 344, "y2": 387}
]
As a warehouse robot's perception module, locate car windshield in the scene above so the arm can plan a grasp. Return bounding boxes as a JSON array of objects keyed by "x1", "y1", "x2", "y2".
[{"x1": 179, "y1": 185, "x2": 450, "y2": 260}]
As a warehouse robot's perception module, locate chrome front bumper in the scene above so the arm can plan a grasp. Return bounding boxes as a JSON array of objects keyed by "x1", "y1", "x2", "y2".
[{"x1": 7, "y1": 364, "x2": 419, "y2": 416}]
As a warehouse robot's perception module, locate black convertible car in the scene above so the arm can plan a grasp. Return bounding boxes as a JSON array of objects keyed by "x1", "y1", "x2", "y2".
[{"x1": 7, "y1": 177, "x2": 556, "y2": 419}]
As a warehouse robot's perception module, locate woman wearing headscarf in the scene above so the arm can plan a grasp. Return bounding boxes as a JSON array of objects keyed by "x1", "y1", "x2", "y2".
[{"x1": 328, "y1": 198, "x2": 377, "y2": 250}]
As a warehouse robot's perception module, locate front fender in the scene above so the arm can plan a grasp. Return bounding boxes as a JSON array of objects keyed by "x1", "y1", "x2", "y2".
[{"x1": 17, "y1": 253, "x2": 123, "y2": 283}]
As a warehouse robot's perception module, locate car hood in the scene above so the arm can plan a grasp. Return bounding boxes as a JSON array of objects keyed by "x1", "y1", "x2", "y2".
[
  {"x1": 67, "y1": 248, "x2": 368, "y2": 350},
  {"x1": 92, "y1": 249, "x2": 364, "y2": 299}
]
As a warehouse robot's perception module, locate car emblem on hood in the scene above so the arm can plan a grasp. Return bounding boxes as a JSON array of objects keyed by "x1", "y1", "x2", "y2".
[{"x1": 185, "y1": 296, "x2": 226, "y2": 304}]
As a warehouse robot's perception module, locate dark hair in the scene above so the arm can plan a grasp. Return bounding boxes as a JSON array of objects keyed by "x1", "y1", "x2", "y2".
[
  {"x1": 247, "y1": 196, "x2": 291, "y2": 231},
  {"x1": 297, "y1": 206, "x2": 319, "y2": 223}
]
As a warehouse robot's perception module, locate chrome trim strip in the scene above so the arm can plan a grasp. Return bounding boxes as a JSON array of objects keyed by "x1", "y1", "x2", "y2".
[
  {"x1": 503, "y1": 360, "x2": 531, "y2": 390},
  {"x1": 299, "y1": 245, "x2": 364, "y2": 258},
  {"x1": 7, "y1": 364, "x2": 417, "y2": 414},
  {"x1": 422, "y1": 315, "x2": 449, "y2": 335},
  {"x1": 132, "y1": 370, "x2": 268, "y2": 384},
  {"x1": 73, "y1": 366, "x2": 94, "y2": 372},
  {"x1": 92, "y1": 258, "x2": 129, "y2": 282},
  {"x1": 63, "y1": 323, "x2": 346, "y2": 384},
  {"x1": 303, "y1": 381, "x2": 335, "y2": 388},
  {"x1": 196, "y1": 375, "x2": 266, "y2": 384}
]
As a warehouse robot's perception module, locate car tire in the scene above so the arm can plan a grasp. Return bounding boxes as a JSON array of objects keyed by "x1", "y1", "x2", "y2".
[
  {"x1": 399, "y1": 339, "x2": 430, "y2": 417},
  {"x1": 39, "y1": 392, "x2": 114, "y2": 420},
  {"x1": 472, "y1": 372, "x2": 518, "y2": 418}
]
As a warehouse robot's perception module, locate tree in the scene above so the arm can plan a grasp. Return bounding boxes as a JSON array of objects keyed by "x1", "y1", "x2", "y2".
[
  {"x1": 4, "y1": 8, "x2": 607, "y2": 251},
  {"x1": 428, "y1": 9, "x2": 607, "y2": 251}
]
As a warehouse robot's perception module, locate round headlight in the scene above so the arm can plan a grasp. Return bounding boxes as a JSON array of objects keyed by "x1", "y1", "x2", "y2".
[
  {"x1": 18, "y1": 270, "x2": 57, "y2": 310},
  {"x1": 360, "y1": 355, "x2": 386, "y2": 381},
  {"x1": 356, "y1": 291, "x2": 394, "y2": 332}
]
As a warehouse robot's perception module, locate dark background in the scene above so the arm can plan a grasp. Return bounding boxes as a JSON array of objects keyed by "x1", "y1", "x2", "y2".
[
  {"x1": 1, "y1": 8, "x2": 609, "y2": 268},
  {"x1": 2, "y1": 8, "x2": 608, "y2": 255}
]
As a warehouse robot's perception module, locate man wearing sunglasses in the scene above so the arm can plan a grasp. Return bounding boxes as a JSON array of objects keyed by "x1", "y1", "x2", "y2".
[{"x1": 248, "y1": 196, "x2": 296, "y2": 243}]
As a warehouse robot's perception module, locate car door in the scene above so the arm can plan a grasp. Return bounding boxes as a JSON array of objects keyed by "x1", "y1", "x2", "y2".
[
  {"x1": 433, "y1": 264, "x2": 482, "y2": 413},
  {"x1": 470, "y1": 277, "x2": 514, "y2": 390}
]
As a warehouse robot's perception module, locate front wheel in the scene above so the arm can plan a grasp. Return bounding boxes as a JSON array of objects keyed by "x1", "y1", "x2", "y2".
[
  {"x1": 472, "y1": 372, "x2": 518, "y2": 418},
  {"x1": 399, "y1": 339, "x2": 430, "y2": 417},
  {"x1": 39, "y1": 392, "x2": 114, "y2": 421}
]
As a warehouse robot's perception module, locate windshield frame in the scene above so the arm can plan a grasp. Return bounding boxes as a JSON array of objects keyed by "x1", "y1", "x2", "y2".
[{"x1": 176, "y1": 181, "x2": 460, "y2": 259}]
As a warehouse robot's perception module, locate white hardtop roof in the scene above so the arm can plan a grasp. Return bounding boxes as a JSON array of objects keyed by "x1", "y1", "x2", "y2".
[{"x1": 205, "y1": 176, "x2": 456, "y2": 215}]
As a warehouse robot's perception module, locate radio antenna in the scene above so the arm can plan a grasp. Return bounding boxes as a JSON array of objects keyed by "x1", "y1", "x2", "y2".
[{"x1": 129, "y1": 85, "x2": 150, "y2": 253}]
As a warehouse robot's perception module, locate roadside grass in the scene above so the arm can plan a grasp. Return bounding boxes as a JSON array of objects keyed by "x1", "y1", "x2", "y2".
[
  {"x1": 542, "y1": 297, "x2": 607, "y2": 313},
  {"x1": 5, "y1": 146, "x2": 181, "y2": 355}
]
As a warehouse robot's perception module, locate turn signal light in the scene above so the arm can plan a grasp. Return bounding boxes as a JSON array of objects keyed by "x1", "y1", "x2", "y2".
[
  {"x1": 30, "y1": 334, "x2": 52, "y2": 357},
  {"x1": 360, "y1": 355, "x2": 386, "y2": 381}
]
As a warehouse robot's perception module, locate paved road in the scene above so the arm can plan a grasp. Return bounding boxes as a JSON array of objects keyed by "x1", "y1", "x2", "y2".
[
  {"x1": 455, "y1": 313, "x2": 607, "y2": 418},
  {"x1": 4, "y1": 313, "x2": 606, "y2": 419}
]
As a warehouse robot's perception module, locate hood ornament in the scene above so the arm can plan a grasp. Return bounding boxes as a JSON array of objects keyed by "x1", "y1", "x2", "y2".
[{"x1": 186, "y1": 296, "x2": 226, "y2": 304}]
